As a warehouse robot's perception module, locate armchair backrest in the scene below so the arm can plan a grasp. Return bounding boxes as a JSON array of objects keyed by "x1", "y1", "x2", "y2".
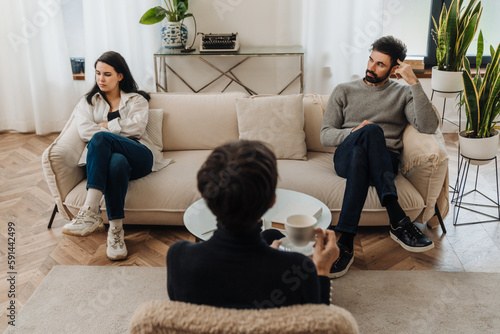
[{"x1": 129, "y1": 300, "x2": 359, "y2": 334}]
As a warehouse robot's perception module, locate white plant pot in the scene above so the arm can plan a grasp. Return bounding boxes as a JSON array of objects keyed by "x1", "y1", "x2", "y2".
[
  {"x1": 431, "y1": 66, "x2": 464, "y2": 98},
  {"x1": 459, "y1": 130, "x2": 499, "y2": 165},
  {"x1": 161, "y1": 21, "x2": 188, "y2": 49}
]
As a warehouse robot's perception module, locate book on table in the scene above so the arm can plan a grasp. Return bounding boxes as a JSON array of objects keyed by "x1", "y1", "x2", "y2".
[{"x1": 270, "y1": 202, "x2": 322, "y2": 230}]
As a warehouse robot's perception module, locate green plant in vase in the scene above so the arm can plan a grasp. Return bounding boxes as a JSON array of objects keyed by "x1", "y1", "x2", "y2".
[
  {"x1": 461, "y1": 30, "x2": 500, "y2": 139},
  {"x1": 431, "y1": 0, "x2": 482, "y2": 94},
  {"x1": 432, "y1": 0, "x2": 482, "y2": 72},
  {"x1": 139, "y1": 1, "x2": 194, "y2": 49},
  {"x1": 139, "y1": 0, "x2": 192, "y2": 24}
]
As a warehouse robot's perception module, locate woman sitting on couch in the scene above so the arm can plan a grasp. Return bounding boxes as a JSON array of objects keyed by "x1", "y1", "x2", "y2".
[
  {"x1": 62, "y1": 51, "x2": 165, "y2": 261},
  {"x1": 166, "y1": 140, "x2": 339, "y2": 308}
]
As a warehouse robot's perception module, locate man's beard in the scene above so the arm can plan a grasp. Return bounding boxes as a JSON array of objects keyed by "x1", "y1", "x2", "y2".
[{"x1": 365, "y1": 69, "x2": 391, "y2": 84}]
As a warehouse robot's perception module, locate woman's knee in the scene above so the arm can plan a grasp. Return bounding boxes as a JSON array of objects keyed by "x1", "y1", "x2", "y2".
[
  {"x1": 109, "y1": 154, "x2": 130, "y2": 177},
  {"x1": 88, "y1": 131, "x2": 114, "y2": 149}
]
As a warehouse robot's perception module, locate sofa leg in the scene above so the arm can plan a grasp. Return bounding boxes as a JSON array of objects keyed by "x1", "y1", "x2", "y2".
[
  {"x1": 48, "y1": 204, "x2": 58, "y2": 229},
  {"x1": 434, "y1": 203, "x2": 446, "y2": 234}
]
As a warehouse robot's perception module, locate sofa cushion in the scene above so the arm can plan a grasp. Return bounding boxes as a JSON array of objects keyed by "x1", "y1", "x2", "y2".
[
  {"x1": 146, "y1": 109, "x2": 164, "y2": 151},
  {"x1": 64, "y1": 150, "x2": 211, "y2": 224},
  {"x1": 303, "y1": 94, "x2": 336, "y2": 153},
  {"x1": 63, "y1": 151, "x2": 425, "y2": 226},
  {"x1": 276, "y1": 152, "x2": 425, "y2": 225},
  {"x1": 236, "y1": 94, "x2": 307, "y2": 160},
  {"x1": 148, "y1": 92, "x2": 248, "y2": 151}
]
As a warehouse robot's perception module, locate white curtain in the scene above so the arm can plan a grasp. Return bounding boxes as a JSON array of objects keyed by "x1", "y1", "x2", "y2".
[
  {"x1": 303, "y1": 0, "x2": 384, "y2": 94},
  {"x1": 81, "y1": 0, "x2": 160, "y2": 92},
  {"x1": 0, "y1": 0, "x2": 76, "y2": 134}
]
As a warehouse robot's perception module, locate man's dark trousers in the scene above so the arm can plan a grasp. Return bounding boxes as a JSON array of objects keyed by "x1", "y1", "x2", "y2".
[{"x1": 333, "y1": 123, "x2": 400, "y2": 235}]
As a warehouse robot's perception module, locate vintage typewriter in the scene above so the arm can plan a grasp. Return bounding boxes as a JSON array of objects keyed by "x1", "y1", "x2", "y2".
[{"x1": 199, "y1": 33, "x2": 240, "y2": 52}]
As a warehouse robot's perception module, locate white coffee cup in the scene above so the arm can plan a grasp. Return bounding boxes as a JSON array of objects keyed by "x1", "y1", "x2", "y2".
[{"x1": 285, "y1": 214, "x2": 317, "y2": 247}]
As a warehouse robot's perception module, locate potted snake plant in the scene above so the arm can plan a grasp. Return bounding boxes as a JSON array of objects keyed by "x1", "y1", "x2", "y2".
[
  {"x1": 431, "y1": 0, "x2": 482, "y2": 96},
  {"x1": 460, "y1": 30, "x2": 500, "y2": 164},
  {"x1": 140, "y1": 0, "x2": 193, "y2": 49}
]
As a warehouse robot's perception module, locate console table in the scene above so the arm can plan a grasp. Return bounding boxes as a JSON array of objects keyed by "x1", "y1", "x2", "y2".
[{"x1": 153, "y1": 46, "x2": 304, "y2": 95}]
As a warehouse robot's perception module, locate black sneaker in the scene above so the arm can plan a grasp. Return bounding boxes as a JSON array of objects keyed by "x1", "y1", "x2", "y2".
[
  {"x1": 390, "y1": 216, "x2": 434, "y2": 252},
  {"x1": 329, "y1": 243, "x2": 354, "y2": 279}
]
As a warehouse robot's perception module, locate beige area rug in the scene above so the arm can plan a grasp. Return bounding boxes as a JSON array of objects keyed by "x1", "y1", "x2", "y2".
[{"x1": 4, "y1": 266, "x2": 500, "y2": 334}]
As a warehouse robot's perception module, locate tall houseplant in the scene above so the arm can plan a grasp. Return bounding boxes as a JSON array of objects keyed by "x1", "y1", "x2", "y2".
[
  {"x1": 431, "y1": 0, "x2": 482, "y2": 94},
  {"x1": 459, "y1": 31, "x2": 500, "y2": 161},
  {"x1": 140, "y1": 0, "x2": 193, "y2": 49}
]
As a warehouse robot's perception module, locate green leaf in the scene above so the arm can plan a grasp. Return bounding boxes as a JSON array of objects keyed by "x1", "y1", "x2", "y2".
[
  {"x1": 453, "y1": 12, "x2": 478, "y2": 71},
  {"x1": 476, "y1": 30, "x2": 484, "y2": 71},
  {"x1": 445, "y1": 0, "x2": 459, "y2": 70},
  {"x1": 139, "y1": 6, "x2": 167, "y2": 25},
  {"x1": 463, "y1": 56, "x2": 471, "y2": 76},
  {"x1": 463, "y1": 68, "x2": 480, "y2": 136},
  {"x1": 482, "y1": 47, "x2": 500, "y2": 136}
]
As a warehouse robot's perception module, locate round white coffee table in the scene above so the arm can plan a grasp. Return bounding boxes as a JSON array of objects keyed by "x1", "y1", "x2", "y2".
[{"x1": 183, "y1": 188, "x2": 332, "y2": 242}]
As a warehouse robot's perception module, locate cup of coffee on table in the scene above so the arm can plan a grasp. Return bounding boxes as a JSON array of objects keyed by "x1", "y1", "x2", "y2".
[{"x1": 285, "y1": 214, "x2": 317, "y2": 247}]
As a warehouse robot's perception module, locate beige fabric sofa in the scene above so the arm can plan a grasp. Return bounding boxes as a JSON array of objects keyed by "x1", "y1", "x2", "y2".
[
  {"x1": 42, "y1": 92, "x2": 449, "y2": 229},
  {"x1": 129, "y1": 300, "x2": 359, "y2": 334}
]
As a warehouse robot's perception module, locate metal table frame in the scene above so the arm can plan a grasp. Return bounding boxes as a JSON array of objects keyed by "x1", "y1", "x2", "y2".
[{"x1": 154, "y1": 46, "x2": 304, "y2": 95}]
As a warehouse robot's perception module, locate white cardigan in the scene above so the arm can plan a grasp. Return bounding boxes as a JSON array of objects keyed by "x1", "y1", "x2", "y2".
[{"x1": 75, "y1": 91, "x2": 170, "y2": 172}]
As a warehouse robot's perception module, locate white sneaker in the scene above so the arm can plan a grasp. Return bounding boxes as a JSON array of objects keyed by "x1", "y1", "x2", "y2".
[
  {"x1": 62, "y1": 206, "x2": 104, "y2": 237},
  {"x1": 107, "y1": 227, "x2": 128, "y2": 261}
]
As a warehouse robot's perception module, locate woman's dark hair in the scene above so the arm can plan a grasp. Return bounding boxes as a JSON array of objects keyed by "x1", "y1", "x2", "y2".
[
  {"x1": 85, "y1": 51, "x2": 150, "y2": 105},
  {"x1": 370, "y1": 36, "x2": 407, "y2": 68},
  {"x1": 197, "y1": 140, "x2": 278, "y2": 235}
]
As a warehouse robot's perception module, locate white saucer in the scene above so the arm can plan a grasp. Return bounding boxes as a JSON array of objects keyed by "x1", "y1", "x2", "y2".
[{"x1": 278, "y1": 237, "x2": 315, "y2": 256}]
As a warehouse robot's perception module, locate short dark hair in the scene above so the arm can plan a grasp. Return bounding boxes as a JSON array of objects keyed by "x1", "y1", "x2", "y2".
[
  {"x1": 197, "y1": 140, "x2": 278, "y2": 234},
  {"x1": 86, "y1": 51, "x2": 150, "y2": 105},
  {"x1": 370, "y1": 36, "x2": 407, "y2": 67}
]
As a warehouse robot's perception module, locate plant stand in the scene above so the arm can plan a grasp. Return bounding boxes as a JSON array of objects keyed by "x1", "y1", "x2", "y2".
[
  {"x1": 430, "y1": 89, "x2": 462, "y2": 129},
  {"x1": 453, "y1": 154, "x2": 500, "y2": 226},
  {"x1": 431, "y1": 89, "x2": 463, "y2": 196}
]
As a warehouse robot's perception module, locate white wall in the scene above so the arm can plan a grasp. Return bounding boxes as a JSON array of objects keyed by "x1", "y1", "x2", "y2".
[{"x1": 161, "y1": 0, "x2": 303, "y2": 94}]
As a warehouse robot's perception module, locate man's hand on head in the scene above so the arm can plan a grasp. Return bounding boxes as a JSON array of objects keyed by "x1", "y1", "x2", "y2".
[{"x1": 393, "y1": 59, "x2": 419, "y2": 86}]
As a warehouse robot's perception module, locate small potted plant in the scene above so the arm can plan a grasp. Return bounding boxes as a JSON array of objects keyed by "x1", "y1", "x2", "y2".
[
  {"x1": 460, "y1": 30, "x2": 500, "y2": 164},
  {"x1": 140, "y1": 0, "x2": 193, "y2": 49},
  {"x1": 431, "y1": 0, "x2": 482, "y2": 96}
]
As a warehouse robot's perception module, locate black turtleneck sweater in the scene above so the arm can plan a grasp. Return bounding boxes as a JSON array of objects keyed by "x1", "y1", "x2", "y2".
[{"x1": 166, "y1": 225, "x2": 330, "y2": 309}]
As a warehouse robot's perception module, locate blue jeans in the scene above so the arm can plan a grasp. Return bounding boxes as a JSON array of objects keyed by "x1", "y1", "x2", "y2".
[
  {"x1": 86, "y1": 132, "x2": 153, "y2": 220},
  {"x1": 333, "y1": 124, "x2": 400, "y2": 235}
]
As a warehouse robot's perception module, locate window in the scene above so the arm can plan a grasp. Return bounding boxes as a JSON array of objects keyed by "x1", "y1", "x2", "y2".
[
  {"x1": 382, "y1": 0, "x2": 432, "y2": 57},
  {"x1": 425, "y1": 0, "x2": 499, "y2": 67},
  {"x1": 61, "y1": 0, "x2": 85, "y2": 78},
  {"x1": 466, "y1": 0, "x2": 500, "y2": 57}
]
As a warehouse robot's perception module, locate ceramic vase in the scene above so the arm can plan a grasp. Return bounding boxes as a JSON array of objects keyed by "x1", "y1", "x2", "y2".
[
  {"x1": 161, "y1": 20, "x2": 188, "y2": 49},
  {"x1": 431, "y1": 66, "x2": 464, "y2": 98},
  {"x1": 459, "y1": 129, "x2": 499, "y2": 165}
]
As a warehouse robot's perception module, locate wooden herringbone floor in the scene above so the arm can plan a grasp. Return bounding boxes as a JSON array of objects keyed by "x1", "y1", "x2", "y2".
[{"x1": 1, "y1": 131, "x2": 500, "y2": 331}]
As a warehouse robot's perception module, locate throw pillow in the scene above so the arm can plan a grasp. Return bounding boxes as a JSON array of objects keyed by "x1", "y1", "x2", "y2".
[
  {"x1": 146, "y1": 109, "x2": 164, "y2": 151},
  {"x1": 236, "y1": 94, "x2": 307, "y2": 160}
]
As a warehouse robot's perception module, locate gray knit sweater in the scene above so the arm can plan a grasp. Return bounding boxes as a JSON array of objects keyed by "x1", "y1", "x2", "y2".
[{"x1": 320, "y1": 79, "x2": 439, "y2": 152}]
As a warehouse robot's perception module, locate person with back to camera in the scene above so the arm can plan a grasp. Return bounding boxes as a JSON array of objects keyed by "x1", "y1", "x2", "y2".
[
  {"x1": 321, "y1": 36, "x2": 439, "y2": 279},
  {"x1": 166, "y1": 140, "x2": 339, "y2": 308},
  {"x1": 62, "y1": 51, "x2": 168, "y2": 261}
]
